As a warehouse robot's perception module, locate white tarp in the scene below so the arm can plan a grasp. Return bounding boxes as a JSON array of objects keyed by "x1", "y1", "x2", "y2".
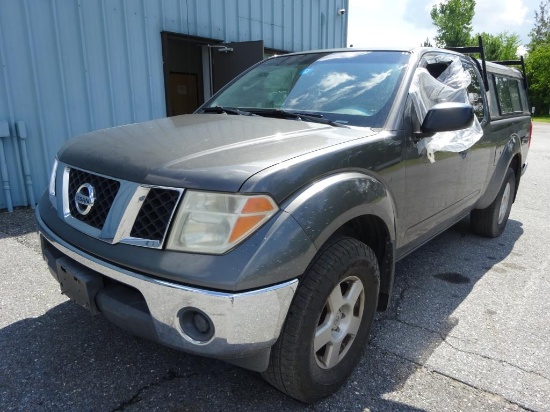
[{"x1": 409, "y1": 57, "x2": 483, "y2": 162}]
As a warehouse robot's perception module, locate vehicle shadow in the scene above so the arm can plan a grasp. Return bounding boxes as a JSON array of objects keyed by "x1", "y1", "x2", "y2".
[{"x1": 0, "y1": 218, "x2": 523, "y2": 411}]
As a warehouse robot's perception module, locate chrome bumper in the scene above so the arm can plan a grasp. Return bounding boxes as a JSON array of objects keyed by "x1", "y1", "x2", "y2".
[{"x1": 37, "y1": 211, "x2": 298, "y2": 362}]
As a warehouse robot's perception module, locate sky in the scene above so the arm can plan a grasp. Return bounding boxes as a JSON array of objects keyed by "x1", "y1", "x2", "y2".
[{"x1": 347, "y1": 0, "x2": 542, "y2": 49}]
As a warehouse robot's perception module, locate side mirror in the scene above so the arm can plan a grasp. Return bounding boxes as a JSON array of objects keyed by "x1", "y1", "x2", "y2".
[{"x1": 416, "y1": 102, "x2": 474, "y2": 138}]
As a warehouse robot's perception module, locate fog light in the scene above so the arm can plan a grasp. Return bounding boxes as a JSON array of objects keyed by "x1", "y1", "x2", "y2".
[{"x1": 178, "y1": 308, "x2": 215, "y2": 343}]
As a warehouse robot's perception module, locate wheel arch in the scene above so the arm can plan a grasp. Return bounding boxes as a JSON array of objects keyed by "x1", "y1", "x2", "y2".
[
  {"x1": 332, "y1": 214, "x2": 394, "y2": 311},
  {"x1": 509, "y1": 153, "x2": 521, "y2": 202},
  {"x1": 283, "y1": 172, "x2": 396, "y2": 311},
  {"x1": 476, "y1": 137, "x2": 522, "y2": 210}
]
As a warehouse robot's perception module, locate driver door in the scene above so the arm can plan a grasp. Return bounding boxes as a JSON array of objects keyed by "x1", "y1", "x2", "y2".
[{"x1": 399, "y1": 52, "x2": 478, "y2": 249}]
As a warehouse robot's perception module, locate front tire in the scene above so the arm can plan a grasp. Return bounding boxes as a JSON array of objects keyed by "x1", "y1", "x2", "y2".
[
  {"x1": 263, "y1": 237, "x2": 380, "y2": 403},
  {"x1": 471, "y1": 167, "x2": 516, "y2": 237}
]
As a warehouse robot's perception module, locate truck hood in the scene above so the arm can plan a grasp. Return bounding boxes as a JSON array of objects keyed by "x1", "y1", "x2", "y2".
[{"x1": 58, "y1": 114, "x2": 372, "y2": 192}]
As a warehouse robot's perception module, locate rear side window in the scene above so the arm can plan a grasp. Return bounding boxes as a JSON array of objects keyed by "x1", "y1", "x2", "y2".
[
  {"x1": 509, "y1": 80, "x2": 522, "y2": 112},
  {"x1": 494, "y1": 76, "x2": 523, "y2": 115},
  {"x1": 462, "y1": 62, "x2": 485, "y2": 121}
]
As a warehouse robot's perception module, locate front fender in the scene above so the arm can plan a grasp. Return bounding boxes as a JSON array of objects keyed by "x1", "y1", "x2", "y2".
[{"x1": 282, "y1": 172, "x2": 396, "y2": 249}]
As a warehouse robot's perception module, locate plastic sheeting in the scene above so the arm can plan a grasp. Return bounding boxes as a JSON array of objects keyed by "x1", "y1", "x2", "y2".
[{"x1": 410, "y1": 57, "x2": 483, "y2": 162}]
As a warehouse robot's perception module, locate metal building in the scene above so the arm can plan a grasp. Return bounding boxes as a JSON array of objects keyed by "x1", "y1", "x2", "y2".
[{"x1": 0, "y1": 0, "x2": 349, "y2": 211}]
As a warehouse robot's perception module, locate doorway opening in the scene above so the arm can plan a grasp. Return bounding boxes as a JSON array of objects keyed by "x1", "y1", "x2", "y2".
[{"x1": 161, "y1": 32, "x2": 265, "y2": 117}]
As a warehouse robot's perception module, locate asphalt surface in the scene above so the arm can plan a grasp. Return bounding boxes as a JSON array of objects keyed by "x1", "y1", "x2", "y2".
[{"x1": 1, "y1": 123, "x2": 550, "y2": 412}]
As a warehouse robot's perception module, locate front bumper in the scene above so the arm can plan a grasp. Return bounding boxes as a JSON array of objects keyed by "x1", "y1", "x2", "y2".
[{"x1": 37, "y1": 210, "x2": 298, "y2": 371}]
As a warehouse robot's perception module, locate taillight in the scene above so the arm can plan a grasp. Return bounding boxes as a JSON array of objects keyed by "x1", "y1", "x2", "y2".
[{"x1": 529, "y1": 122, "x2": 532, "y2": 148}]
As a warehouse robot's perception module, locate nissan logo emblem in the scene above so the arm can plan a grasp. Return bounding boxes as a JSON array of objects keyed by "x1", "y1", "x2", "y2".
[{"x1": 74, "y1": 183, "x2": 96, "y2": 216}]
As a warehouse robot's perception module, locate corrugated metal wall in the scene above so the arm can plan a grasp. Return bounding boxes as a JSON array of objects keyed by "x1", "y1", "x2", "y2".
[{"x1": 0, "y1": 0, "x2": 348, "y2": 211}]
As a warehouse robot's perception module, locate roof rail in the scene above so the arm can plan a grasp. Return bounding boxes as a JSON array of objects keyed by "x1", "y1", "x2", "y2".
[
  {"x1": 445, "y1": 36, "x2": 489, "y2": 91},
  {"x1": 491, "y1": 56, "x2": 528, "y2": 89}
]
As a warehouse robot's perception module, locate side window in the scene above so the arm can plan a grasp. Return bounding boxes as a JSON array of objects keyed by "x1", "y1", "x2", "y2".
[
  {"x1": 495, "y1": 76, "x2": 523, "y2": 115},
  {"x1": 509, "y1": 80, "x2": 523, "y2": 112},
  {"x1": 495, "y1": 76, "x2": 513, "y2": 114},
  {"x1": 487, "y1": 74, "x2": 500, "y2": 118},
  {"x1": 462, "y1": 62, "x2": 485, "y2": 121}
]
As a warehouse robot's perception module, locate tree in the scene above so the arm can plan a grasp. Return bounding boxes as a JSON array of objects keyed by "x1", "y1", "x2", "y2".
[
  {"x1": 525, "y1": 44, "x2": 550, "y2": 114},
  {"x1": 529, "y1": 0, "x2": 550, "y2": 51},
  {"x1": 431, "y1": 0, "x2": 476, "y2": 47},
  {"x1": 526, "y1": 1, "x2": 550, "y2": 114},
  {"x1": 477, "y1": 32, "x2": 521, "y2": 61},
  {"x1": 422, "y1": 37, "x2": 433, "y2": 47}
]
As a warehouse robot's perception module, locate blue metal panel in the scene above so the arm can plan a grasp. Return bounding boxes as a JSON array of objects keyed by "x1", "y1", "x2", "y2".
[{"x1": 0, "y1": 0, "x2": 348, "y2": 210}]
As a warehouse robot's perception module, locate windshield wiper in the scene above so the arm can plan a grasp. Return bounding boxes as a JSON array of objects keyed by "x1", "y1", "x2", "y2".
[
  {"x1": 202, "y1": 106, "x2": 257, "y2": 116},
  {"x1": 250, "y1": 109, "x2": 348, "y2": 128}
]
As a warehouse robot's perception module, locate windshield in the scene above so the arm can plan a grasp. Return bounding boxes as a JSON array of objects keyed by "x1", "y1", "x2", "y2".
[{"x1": 206, "y1": 51, "x2": 410, "y2": 127}]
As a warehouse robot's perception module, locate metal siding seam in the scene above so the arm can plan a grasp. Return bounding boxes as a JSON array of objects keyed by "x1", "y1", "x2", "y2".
[
  {"x1": 185, "y1": 0, "x2": 191, "y2": 35},
  {"x1": 323, "y1": 0, "x2": 327, "y2": 48},
  {"x1": 77, "y1": 0, "x2": 96, "y2": 130},
  {"x1": 100, "y1": 0, "x2": 117, "y2": 125},
  {"x1": 271, "y1": 0, "x2": 275, "y2": 49},
  {"x1": 160, "y1": 0, "x2": 165, "y2": 30},
  {"x1": 0, "y1": 28, "x2": 14, "y2": 126},
  {"x1": 260, "y1": 0, "x2": 264, "y2": 42},
  {"x1": 319, "y1": 0, "x2": 324, "y2": 48},
  {"x1": 0, "y1": 18, "x2": 27, "y2": 206},
  {"x1": 300, "y1": 0, "x2": 308, "y2": 50},
  {"x1": 248, "y1": 0, "x2": 252, "y2": 40},
  {"x1": 340, "y1": 2, "x2": 345, "y2": 48},
  {"x1": 22, "y1": 0, "x2": 50, "y2": 178},
  {"x1": 208, "y1": 0, "x2": 212, "y2": 39},
  {"x1": 222, "y1": 0, "x2": 227, "y2": 41},
  {"x1": 178, "y1": 0, "x2": 187, "y2": 33},
  {"x1": 291, "y1": 0, "x2": 295, "y2": 50},
  {"x1": 196, "y1": 0, "x2": 200, "y2": 36},
  {"x1": 235, "y1": 0, "x2": 239, "y2": 40},
  {"x1": 280, "y1": 0, "x2": 284, "y2": 50},
  {"x1": 122, "y1": 0, "x2": 137, "y2": 122},
  {"x1": 142, "y1": 0, "x2": 155, "y2": 120},
  {"x1": 329, "y1": 0, "x2": 334, "y2": 47},
  {"x1": 336, "y1": 0, "x2": 340, "y2": 47},
  {"x1": 344, "y1": 0, "x2": 349, "y2": 47},
  {"x1": 309, "y1": 0, "x2": 314, "y2": 50},
  {"x1": 51, "y1": 0, "x2": 72, "y2": 138}
]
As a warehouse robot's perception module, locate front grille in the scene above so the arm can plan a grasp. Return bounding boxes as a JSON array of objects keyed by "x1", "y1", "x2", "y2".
[
  {"x1": 130, "y1": 188, "x2": 180, "y2": 241},
  {"x1": 68, "y1": 169, "x2": 120, "y2": 229}
]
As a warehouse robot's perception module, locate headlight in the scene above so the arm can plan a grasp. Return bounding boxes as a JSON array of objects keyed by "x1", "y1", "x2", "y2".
[
  {"x1": 49, "y1": 158, "x2": 58, "y2": 197},
  {"x1": 166, "y1": 191, "x2": 278, "y2": 254}
]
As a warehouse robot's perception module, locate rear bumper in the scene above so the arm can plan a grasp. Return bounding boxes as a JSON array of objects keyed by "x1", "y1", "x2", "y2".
[{"x1": 37, "y1": 210, "x2": 298, "y2": 371}]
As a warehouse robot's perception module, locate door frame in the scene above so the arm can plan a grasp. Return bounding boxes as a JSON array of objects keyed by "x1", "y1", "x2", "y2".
[{"x1": 160, "y1": 31, "x2": 222, "y2": 116}]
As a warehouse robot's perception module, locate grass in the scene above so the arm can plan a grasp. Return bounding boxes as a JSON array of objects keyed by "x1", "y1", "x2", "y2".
[{"x1": 532, "y1": 116, "x2": 550, "y2": 123}]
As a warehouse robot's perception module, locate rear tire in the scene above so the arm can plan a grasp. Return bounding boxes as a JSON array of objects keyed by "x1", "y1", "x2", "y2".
[
  {"x1": 262, "y1": 236, "x2": 380, "y2": 403},
  {"x1": 471, "y1": 167, "x2": 516, "y2": 237}
]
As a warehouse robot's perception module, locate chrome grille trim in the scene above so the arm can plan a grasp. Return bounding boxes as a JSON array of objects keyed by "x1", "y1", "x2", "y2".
[{"x1": 56, "y1": 162, "x2": 184, "y2": 249}]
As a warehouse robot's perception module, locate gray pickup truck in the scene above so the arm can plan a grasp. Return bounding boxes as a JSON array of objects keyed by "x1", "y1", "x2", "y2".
[{"x1": 37, "y1": 43, "x2": 531, "y2": 402}]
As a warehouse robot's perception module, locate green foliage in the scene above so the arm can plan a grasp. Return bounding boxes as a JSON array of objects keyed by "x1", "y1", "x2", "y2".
[
  {"x1": 526, "y1": 44, "x2": 550, "y2": 114},
  {"x1": 477, "y1": 32, "x2": 521, "y2": 60},
  {"x1": 532, "y1": 116, "x2": 550, "y2": 122},
  {"x1": 431, "y1": 0, "x2": 476, "y2": 47},
  {"x1": 422, "y1": 37, "x2": 433, "y2": 47},
  {"x1": 529, "y1": 1, "x2": 550, "y2": 51},
  {"x1": 526, "y1": 1, "x2": 550, "y2": 113}
]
